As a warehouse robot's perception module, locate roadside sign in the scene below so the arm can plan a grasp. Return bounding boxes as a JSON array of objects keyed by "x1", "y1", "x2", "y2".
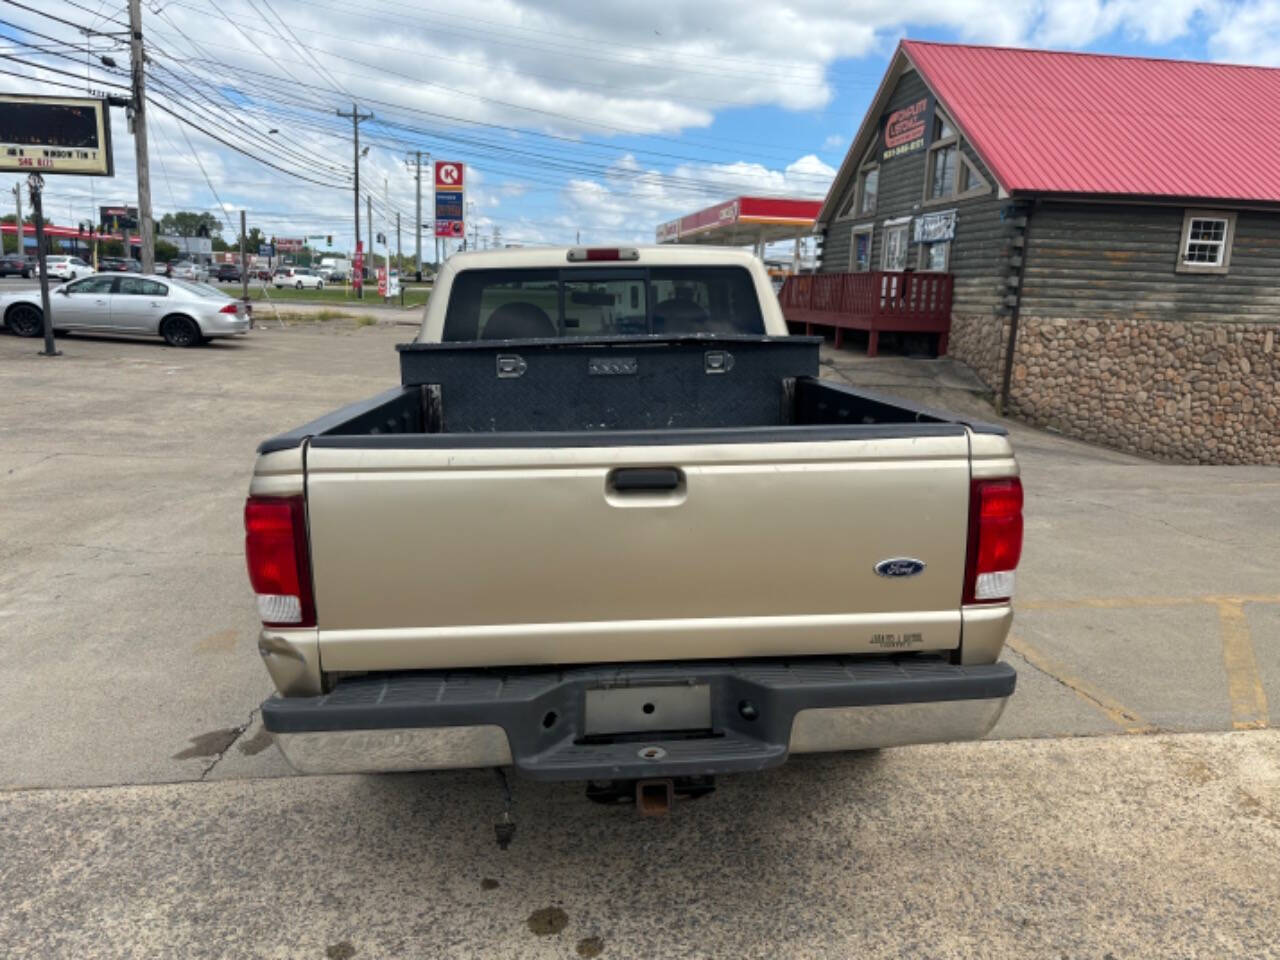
[
  {"x1": 275, "y1": 237, "x2": 304, "y2": 252},
  {"x1": 435, "y1": 220, "x2": 465, "y2": 238},
  {"x1": 434, "y1": 161, "x2": 464, "y2": 189},
  {"x1": 435, "y1": 190, "x2": 463, "y2": 221},
  {"x1": 377, "y1": 266, "x2": 387, "y2": 297},
  {"x1": 0, "y1": 94, "x2": 113, "y2": 176},
  {"x1": 259, "y1": 243, "x2": 273, "y2": 256},
  {"x1": 353, "y1": 241, "x2": 363, "y2": 291}
]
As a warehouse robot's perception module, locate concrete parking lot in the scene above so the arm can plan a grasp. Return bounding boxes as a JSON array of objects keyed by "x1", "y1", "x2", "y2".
[{"x1": 2, "y1": 320, "x2": 1278, "y2": 957}]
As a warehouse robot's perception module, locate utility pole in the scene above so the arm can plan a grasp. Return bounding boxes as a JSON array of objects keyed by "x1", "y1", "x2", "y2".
[
  {"x1": 337, "y1": 102, "x2": 373, "y2": 297},
  {"x1": 396, "y1": 211, "x2": 401, "y2": 274},
  {"x1": 366, "y1": 195, "x2": 372, "y2": 269},
  {"x1": 406, "y1": 150, "x2": 428, "y2": 280},
  {"x1": 12, "y1": 182, "x2": 22, "y2": 257},
  {"x1": 127, "y1": 0, "x2": 155, "y2": 274},
  {"x1": 239, "y1": 209, "x2": 249, "y2": 305}
]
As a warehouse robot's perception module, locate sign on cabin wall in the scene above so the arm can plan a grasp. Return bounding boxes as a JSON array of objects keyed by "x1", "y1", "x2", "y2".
[
  {"x1": 913, "y1": 209, "x2": 956, "y2": 242},
  {"x1": 880, "y1": 96, "x2": 934, "y2": 161}
]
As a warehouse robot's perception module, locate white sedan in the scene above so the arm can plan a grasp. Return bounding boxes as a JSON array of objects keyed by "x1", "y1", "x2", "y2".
[
  {"x1": 39, "y1": 255, "x2": 94, "y2": 281},
  {"x1": 273, "y1": 267, "x2": 324, "y2": 290},
  {"x1": 2, "y1": 273, "x2": 250, "y2": 347}
]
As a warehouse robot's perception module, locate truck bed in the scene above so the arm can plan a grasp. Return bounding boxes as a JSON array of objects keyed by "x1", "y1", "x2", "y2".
[{"x1": 256, "y1": 335, "x2": 1009, "y2": 674}]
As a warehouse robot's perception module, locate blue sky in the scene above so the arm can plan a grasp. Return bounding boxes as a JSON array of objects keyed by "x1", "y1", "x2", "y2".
[{"x1": 5, "y1": 1, "x2": 1278, "y2": 256}]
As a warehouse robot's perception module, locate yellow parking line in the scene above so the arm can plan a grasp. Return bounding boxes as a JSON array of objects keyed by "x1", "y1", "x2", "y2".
[
  {"x1": 1021, "y1": 594, "x2": 1280, "y2": 612},
  {"x1": 1216, "y1": 600, "x2": 1270, "y2": 731},
  {"x1": 1006, "y1": 635, "x2": 1157, "y2": 734}
]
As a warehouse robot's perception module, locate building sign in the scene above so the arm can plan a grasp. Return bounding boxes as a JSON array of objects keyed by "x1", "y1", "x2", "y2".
[
  {"x1": 275, "y1": 237, "x2": 304, "y2": 252},
  {"x1": 882, "y1": 97, "x2": 930, "y2": 161},
  {"x1": 0, "y1": 94, "x2": 113, "y2": 176},
  {"x1": 656, "y1": 218, "x2": 680, "y2": 243},
  {"x1": 913, "y1": 209, "x2": 956, "y2": 243}
]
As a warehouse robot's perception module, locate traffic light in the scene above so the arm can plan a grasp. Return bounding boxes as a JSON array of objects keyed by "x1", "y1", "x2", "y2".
[{"x1": 326, "y1": 235, "x2": 332, "y2": 245}]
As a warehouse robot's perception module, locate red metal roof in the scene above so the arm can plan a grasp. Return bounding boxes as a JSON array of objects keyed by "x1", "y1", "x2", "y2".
[{"x1": 902, "y1": 40, "x2": 1280, "y2": 203}]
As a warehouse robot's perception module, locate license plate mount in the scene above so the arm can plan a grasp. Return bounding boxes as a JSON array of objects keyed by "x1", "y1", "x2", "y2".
[{"x1": 583, "y1": 684, "x2": 711, "y2": 736}]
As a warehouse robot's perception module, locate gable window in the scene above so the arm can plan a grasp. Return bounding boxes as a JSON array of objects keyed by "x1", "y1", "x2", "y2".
[
  {"x1": 1177, "y1": 210, "x2": 1237, "y2": 274},
  {"x1": 927, "y1": 113, "x2": 958, "y2": 201},
  {"x1": 882, "y1": 218, "x2": 910, "y2": 271},
  {"x1": 850, "y1": 224, "x2": 874, "y2": 272},
  {"x1": 840, "y1": 142, "x2": 879, "y2": 219},
  {"x1": 924, "y1": 110, "x2": 991, "y2": 205}
]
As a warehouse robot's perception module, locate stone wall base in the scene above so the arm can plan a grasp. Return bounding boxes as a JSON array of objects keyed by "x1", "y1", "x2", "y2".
[{"x1": 948, "y1": 313, "x2": 1280, "y2": 466}]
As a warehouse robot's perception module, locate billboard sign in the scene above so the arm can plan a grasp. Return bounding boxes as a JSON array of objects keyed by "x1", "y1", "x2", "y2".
[
  {"x1": 100, "y1": 205, "x2": 138, "y2": 232},
  {"x1": 434, "y1": 161, "x2": 464, "y2": 189},
  {"x1": 275, "y1": 237, "x2": 304, "y2": 252},
  {"x1": 435, "y1": 219, "x2": 465, "y2": 238},
  {"x1": 0, "y1": 94, "x2": 113, "y2": 176},
  {"x1": 161, "y1": 235, "x2": 213, "y2": 256}
]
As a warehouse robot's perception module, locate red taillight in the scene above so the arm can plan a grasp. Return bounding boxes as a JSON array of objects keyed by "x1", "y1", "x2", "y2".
[
  {"x1": 219, "y1": 303, "x2": 239, "y2": 314},
  {"x1": 963, "y1": 477, "x2": 1024, "y2": 604},
  {"x1": 244, "y1": 496, "x2": 315, "y2": 627}
]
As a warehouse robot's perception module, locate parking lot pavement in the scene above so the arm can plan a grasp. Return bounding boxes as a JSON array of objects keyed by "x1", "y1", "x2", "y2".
[
  {"x1": 3, "y1": 730, "x2": 1278, "y2": 959},
  {"x1": 2, "y1": 322, "x2": 1279, "y2": 793}
]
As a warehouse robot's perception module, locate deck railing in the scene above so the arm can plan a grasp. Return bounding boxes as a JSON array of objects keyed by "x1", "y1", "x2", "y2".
[{"x1": 779, "y1": 271, "x2": 953, "y2": 356}]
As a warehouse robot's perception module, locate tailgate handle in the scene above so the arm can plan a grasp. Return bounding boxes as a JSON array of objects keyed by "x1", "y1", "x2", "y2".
[{"x1": 609, "y1": 467, "x2": 682, "y2": 493}]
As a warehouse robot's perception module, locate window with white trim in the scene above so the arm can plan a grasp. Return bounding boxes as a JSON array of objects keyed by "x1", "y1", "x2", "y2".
[
  {"x1": 1177, "y1": 210, "x2": 1236, "y2": 274},
  {"x1": 840, "y1": 143, "x2": 879, "y2": 218},
  {"x1": 882, "y1": 220, "x2": 909, "y2": 271},
  {"x1": 850, "y1": 224, "x2": 873, "y2": 272},
  {"x1": 918, "y1": 241, "x2": 950, "y2": 271}
]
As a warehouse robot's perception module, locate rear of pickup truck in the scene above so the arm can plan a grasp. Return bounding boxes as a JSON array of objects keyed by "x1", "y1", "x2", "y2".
[{"x1": 248, "y1": 247, "x2": 1020, "y2": 784}]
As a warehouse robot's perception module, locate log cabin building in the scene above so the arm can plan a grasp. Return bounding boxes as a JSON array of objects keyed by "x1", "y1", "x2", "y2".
[{"x1": 793, "y1": 40, "x2": 1280, "y2": 465}]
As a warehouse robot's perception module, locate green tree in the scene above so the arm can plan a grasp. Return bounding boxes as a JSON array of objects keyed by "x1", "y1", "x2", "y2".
[
  {"x1": 157, "y1": 210, "x2": 224, "y2": 242},
  {"x1": 237, "y1": 226, "x2": 267, "y2": 254},
  {"x1": 155, "y1": 238, "x2": 180, "y2": 263}
]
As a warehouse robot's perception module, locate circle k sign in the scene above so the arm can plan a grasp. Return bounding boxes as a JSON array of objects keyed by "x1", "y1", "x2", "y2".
[{"x1": 435, "y1": 162, "x2": 464, "y2": 189}]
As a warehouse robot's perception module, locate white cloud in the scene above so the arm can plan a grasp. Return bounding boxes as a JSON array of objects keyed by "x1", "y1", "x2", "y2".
[
  {"x1": 1035, "y1": 0, "x2": 1214, "y2": 48},
  {"x1": 822, "y1": 133, "x2": 846, "y2": 151},
  {"x1": 1208, "y1": 1, "x2": 1280, "y2": 65}
]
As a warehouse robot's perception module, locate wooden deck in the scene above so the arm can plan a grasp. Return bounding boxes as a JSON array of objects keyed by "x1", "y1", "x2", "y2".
[{"x1": 779, "y1": 271, "x2": 953, "y2": 356}]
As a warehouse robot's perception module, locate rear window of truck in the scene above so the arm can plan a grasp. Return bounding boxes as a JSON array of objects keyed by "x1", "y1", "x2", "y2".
[{"x1": 442, "y1": 266, "x2": 765, "y2": 341}]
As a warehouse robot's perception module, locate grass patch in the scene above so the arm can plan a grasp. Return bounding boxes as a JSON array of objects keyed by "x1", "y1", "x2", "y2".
[
  {"x1": 265, "y1": 310, "x2": 356, "y2": 324},
  {"x1": 355, "y1": 316, "x2": 377, "y2": 327}
]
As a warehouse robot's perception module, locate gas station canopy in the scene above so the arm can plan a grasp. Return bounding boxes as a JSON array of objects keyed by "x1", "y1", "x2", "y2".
[{"x1": 656, "y1": 196, "x2": 821, "y2": 247}]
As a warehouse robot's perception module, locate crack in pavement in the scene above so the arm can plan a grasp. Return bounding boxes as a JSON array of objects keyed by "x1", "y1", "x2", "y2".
[
  {"x1": 200, "y1": 707, "x2": 260, "y2": 780},
  {"x1": 1006, "y1": 640, "x2": 1158, "y2": 734}
]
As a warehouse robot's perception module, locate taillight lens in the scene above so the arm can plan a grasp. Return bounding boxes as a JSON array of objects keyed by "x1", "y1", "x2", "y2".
[
  {"x1": 244, "y1": 496, "x2": 315, "y2": 627},
  {"x1": 963, "y1": 477, "x2": 1023, "y2": 604},
  {"x1": 219, "y1": 303, "x2": 239, "y2": 314}
]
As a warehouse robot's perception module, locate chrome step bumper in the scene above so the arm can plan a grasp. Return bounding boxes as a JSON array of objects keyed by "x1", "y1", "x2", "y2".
[{"x1": 263, "y1": 656, "x2": 1015, "y2": 780}]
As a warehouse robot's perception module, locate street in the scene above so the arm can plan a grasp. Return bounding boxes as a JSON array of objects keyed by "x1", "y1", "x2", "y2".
[{"x1": 2, "y1": 321, "x2": 1279, "y2": 957}]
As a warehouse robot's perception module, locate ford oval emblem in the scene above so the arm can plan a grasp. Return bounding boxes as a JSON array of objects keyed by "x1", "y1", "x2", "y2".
[{"x1": 875, "y1": 558, "x2": 926, "y2": 578}]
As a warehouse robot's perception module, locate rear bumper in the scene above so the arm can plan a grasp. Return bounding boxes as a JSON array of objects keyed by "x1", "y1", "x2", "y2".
[{"x1": 263, "y1": 656, "x2": 1014, "y2": 781}]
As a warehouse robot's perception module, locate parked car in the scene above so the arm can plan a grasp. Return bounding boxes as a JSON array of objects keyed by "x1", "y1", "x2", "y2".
[
  {"x1": 325, "y1": 268, "x2": 348, "y2": 283},
  {"x1": 39, "y1": 255, "x2": 94, "y2": 281},
  {"x1": 273, "y1": 266, "x2": 324, "y2": 290},
  {"x1": 98, "y1": 257, "x2": 143, "y2": 273},
  {"x1": 169, "y1": 261, "x2": 199, "y2": 281},
  {"x1": 248, "y1": 246, "x2": 1023, "y2": 798},
  {"x1": 2, "y1": 272, "x2": 250, "y2": 347},
  {"x1": 0, "y1": 254, "x2": 34, "y2": 278},
  {"x1": 215, "y1": 263, "x2": 242, "y2": 282}
]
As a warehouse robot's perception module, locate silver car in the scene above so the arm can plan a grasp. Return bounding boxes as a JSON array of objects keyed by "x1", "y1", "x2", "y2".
[{"x1": 1, "y1": 273, "x2": 250, "y2": 347}]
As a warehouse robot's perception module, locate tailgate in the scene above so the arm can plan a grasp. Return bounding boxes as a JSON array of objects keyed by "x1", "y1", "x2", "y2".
[{"x1": 305, "y1": 432, "x2": 972, "y2": 671}]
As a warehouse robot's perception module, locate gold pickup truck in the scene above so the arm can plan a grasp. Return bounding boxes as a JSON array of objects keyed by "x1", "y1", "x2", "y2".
[{"x1": 247, "y1": 246, "x2": 1021, "y2": 797}]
